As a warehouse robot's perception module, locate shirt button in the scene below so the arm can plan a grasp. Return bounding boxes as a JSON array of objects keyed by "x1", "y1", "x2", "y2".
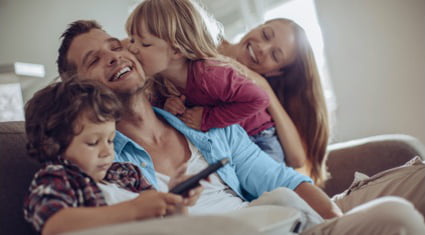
[{"x1": 140, "y1": 162, "x2": 147, "y2": 168}]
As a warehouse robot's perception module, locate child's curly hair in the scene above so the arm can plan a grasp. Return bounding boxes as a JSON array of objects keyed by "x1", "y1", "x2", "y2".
[{"x1": 25, "y1": 79, "x2": 122, "y2": 163}]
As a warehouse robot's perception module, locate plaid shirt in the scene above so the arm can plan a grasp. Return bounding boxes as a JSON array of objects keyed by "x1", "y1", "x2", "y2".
[{"x1": 23, "y1": 157, "x2": 152, "y2": 232}]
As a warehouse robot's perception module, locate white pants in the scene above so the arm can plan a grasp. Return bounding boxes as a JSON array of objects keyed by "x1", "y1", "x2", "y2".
[{"x1": 240, "y1": 188, "x2": 425, "y2": 234}]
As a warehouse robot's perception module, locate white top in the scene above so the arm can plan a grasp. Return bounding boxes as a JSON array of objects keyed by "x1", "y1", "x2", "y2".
[
  {"x1": 97, "y1": 182, "x2": 139, "y2": 205},
  {"x1": 155, "y1": 137, "x2": 248, "y2": 215}
]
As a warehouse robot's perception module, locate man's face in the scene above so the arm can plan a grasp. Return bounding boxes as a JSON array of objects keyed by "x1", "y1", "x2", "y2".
[{"x1": 67, "y1": 29, "x2": 147, "y2": 94}]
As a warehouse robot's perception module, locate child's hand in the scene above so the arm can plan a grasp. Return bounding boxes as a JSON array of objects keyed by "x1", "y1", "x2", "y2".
[
  {"x1": 164, "y1": 95, "x2": 186, "y2": 115},
  {"x1": 179, "y1": 106, "x2": 203, "y2": 130},
  {"x1": 131, "y1": 190, "x2": 184, "y2": 219}
]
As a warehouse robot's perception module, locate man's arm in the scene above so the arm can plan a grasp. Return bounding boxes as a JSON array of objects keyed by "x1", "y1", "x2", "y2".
[{"x1": 294, "y1": 182, "x2": 343, "y2": 219}]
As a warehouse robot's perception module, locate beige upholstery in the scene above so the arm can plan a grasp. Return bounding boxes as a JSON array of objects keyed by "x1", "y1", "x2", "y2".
[{"x1": 1, "y1": 121, "x2": 424, "y2": 234}]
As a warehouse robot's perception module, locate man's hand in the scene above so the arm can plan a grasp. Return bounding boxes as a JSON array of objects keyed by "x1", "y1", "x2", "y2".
[
  {"x1": 164, "y1": 95, "x2": 186, "y2": 115},
  {"x1": 179, "y1": 106, "x2": 203, "y2": 130}
]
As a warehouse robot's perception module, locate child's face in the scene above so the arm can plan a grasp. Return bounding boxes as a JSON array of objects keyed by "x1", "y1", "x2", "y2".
[
  {"x1": 63, "y1": 114, "x2": 116, "y2": 182},
  {"x1": 128, "y1": 23, "x2": 176, "y2": 77},
  {"x1": 235, "y1": 20, "x2": 297, "y2": 77}
]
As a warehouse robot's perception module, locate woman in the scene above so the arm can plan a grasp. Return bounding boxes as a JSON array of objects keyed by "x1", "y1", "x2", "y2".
[{"x1": 219, "y1": 18, "x2": 329, "y2": 185}]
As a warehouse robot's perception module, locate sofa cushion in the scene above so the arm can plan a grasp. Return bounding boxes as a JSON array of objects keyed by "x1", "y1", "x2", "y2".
[
  {"x1": 323, "y1": 134, "x2": 425, "y2": 196},
  {"x1": 0, "y1": 121, "x2": 40, "y2": 234}
]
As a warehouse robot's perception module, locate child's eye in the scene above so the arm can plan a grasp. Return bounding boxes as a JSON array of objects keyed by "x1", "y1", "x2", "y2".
[
  {"x1": 86, "y1": 140, "x2": 99, "y2": 146},
  {"x1": 107, "y1": 139, "x2": 114, "y2": 145},
  {"x1": 142, "y1": 43, "x2": 151, "y2": 47}
]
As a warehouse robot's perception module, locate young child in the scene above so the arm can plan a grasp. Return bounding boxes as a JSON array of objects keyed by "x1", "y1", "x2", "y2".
[
  {"x1": 125, "y1": 0, "x2": 288, "y2": 163},
  {"x1": 23, "y1": 79, "x2": 200, "y2": 234}
]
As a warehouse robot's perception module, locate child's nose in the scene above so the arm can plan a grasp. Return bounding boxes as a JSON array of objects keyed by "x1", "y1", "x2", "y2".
[
  {"x1": 100, "y1": 142, "x2": 114, "y2": 158},
  {"x1": 127, "y1": 43, "x2": 139, "y2": 54}
]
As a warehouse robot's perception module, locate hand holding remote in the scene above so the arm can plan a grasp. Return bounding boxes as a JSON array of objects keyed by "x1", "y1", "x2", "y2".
[{"x1": 169, "y1": 158, "x2": 230, "y2": 195}]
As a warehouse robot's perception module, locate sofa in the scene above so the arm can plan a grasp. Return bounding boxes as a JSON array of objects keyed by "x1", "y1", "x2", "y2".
[{"x1": 1, "y1": 121, "x2": 424, "y2": 234}]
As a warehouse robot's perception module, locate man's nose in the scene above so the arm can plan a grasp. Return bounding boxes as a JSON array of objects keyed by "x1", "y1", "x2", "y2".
[{"x1": 106, "y1": 52, "x2": 119, "y2": 66}]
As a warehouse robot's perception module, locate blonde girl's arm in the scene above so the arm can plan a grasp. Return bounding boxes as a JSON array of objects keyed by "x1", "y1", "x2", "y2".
[
  {"x1": 42, "y1": 190, "x2": 183, "y2": 235},
  {"x1": 241, "y1": 66, "x2": 307, "y2": 168}
]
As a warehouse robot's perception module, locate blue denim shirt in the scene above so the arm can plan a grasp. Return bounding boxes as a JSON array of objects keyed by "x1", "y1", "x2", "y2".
[{"x1": 114, "y1": 108, "x2": 312, "y2": 201}]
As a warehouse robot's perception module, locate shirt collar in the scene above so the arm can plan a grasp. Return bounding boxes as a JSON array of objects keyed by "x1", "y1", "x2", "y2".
[
  {"x1": 153, "y1": 107, "x2": 212, "y2": 152},
  {"x1": 113, "y1": 107, "x2": 213, "y2": 153}
]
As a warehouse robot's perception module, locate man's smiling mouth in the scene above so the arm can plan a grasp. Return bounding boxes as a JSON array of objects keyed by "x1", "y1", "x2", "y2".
[{"x1": 110, "y1": 66, "x2": 132, "y2": 81}]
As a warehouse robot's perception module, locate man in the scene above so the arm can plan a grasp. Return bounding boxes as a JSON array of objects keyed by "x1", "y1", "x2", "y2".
[{"x1": 56, "y1": 20, "x2": 425, "y2": 234}]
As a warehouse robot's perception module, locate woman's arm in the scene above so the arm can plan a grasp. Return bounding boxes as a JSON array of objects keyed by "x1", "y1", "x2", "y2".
[
  {"x1": 294, "y1": 182, "x2": 343, "y2": 219},
  {"x1": 42, "y1": 190, "x2": 183, "y2": 235},
  {"x1": 241, "y1": 66, "x2": 307, "y2": 168}
]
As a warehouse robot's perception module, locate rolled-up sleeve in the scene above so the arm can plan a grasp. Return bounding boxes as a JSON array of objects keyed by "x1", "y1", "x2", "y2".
[{"x1": 226, "y1": 125, "x2": 312, "y2": 199}]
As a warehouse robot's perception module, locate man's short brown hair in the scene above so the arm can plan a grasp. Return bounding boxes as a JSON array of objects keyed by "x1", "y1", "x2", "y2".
[
  {"x1": 25, "y1": 79, "x2": 122, "y2": 163},
  {"x1": 57, "y1": 20, "x2": 102, "y2": 81}
]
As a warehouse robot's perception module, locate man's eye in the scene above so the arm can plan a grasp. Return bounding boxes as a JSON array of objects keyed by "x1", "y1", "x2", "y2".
[
  {"x1": 262, "y1": 30, "x2": 269, "y2": 40},
  {"x1": 89, "y1": 58, "x2": 99, "y2": 66}
]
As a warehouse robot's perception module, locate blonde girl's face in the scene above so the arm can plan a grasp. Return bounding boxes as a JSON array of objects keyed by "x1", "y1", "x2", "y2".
[
  {"x1": 63, "y1": 114, "x2": 116, "y2": 182},
  {"x1": 235, "y1": 20, "x2": 298, "y2": 77},
  {"x1": 128, "y1": 23, "x2": 176, "y2": 77}
]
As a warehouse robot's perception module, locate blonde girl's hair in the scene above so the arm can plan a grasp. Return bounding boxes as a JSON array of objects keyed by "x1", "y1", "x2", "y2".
[
  {"x1": 265, "y1": 18, "x2": 330, "y2": 186},
  {"x1": 125, "y1": 0, "x2": 247, "y2": 105},
  {"x1": 126, "y1": 0, "x2": 222, "y2": 60}
]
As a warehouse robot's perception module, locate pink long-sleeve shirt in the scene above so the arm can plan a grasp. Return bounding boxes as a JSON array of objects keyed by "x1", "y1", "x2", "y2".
[{"x1": 182, "y1": 60, "x2": 274, "y2": 136}]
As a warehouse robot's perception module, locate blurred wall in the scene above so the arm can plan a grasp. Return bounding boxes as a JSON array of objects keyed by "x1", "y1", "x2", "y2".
[
  {"x1": 315, "y1": 0, "x2": 425, "y2": 144},
  {"x1": 1, "y1": 0, "x2": 424, "y2": 145},
  {"x1": 0, "y1": 0, "x2": 133, "y2": 101}
]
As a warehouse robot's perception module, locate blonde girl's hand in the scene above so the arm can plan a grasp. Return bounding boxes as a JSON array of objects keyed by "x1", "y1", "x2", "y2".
[
  {"x1": 179, "y1": 106, "x2": 203, "y2": 130},
  {"x1": 131, "y1": 190, "x2": 183, "y2": 219},
  {"x1": 164, "y1": 95, "x2": 186, "y2": 115}
]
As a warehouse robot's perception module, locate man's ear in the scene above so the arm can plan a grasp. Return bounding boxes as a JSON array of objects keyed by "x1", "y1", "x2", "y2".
[{"x1": 263, "y1": 69, "x2": 284, "y2": 77}]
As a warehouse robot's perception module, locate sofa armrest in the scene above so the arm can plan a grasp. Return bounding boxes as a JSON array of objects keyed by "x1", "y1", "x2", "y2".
[
  {"x1": 0, "y1": 121, "x2": 40, "y2": 234},
  {"x1": 323, "y1": 134, "x2": 425, "y2": 197}
]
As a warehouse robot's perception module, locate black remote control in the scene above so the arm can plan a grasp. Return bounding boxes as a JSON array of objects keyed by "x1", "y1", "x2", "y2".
[{"x1": 169, "y1": 158, "x2": 230, "y2": 195}]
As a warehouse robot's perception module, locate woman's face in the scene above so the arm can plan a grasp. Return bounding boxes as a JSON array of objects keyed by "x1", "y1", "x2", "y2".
[{"x1": 235, "y1": 20, "x2": 297, "y2": 76}]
